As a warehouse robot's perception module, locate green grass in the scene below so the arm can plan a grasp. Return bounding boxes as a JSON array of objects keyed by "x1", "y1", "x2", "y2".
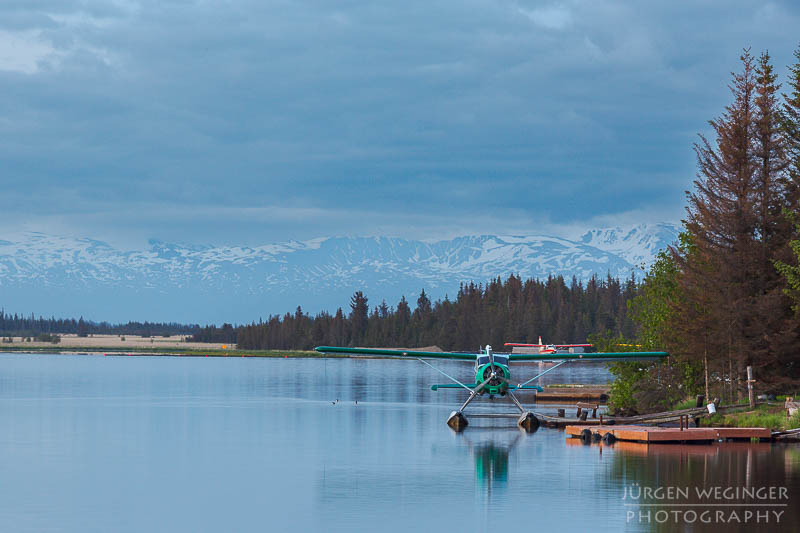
[
  {"x1": 671, "y1": 397, "x2": 701, "y2": 411},
  {"x1": 701, "y1": 404, "x2": 800, "y2": 431}
]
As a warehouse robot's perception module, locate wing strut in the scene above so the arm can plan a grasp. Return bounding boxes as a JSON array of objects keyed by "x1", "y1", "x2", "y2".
[
  {"x1": 513, "y1": 359, "x2": 568, "y2": 390},
  {"x1": 416, "y1": 358, "x2": 474, "y2": 393},
  {"x1": 458, "y1": 375, "x2": 493, "y2": 412}
]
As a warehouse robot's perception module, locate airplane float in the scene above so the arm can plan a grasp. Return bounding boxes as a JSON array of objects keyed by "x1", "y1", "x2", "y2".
[{"x1": 314, "y1": 344, "x2": 668, "y2": 432}]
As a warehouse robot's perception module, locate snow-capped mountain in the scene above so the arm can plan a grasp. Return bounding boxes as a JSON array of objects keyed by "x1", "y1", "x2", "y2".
[
  {"x1": 578, "y1": 223, "x2": 679, "y2": 267},
  {"x1": 0, "y1": 224, "x2": 679, "y2": 323}
]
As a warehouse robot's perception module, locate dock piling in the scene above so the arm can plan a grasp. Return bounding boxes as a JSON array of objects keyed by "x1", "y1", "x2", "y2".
[{"x1": 747, "y1": 366, "x2": 755, "y2": 409}]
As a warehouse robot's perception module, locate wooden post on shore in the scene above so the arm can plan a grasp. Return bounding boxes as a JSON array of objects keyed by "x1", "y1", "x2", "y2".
[
  {"x1": 747, "y1": 366, "x2": 755, "y2": 409},
  {"x1": 694, "y1": 395, "x2": 704, "y2": 427}
]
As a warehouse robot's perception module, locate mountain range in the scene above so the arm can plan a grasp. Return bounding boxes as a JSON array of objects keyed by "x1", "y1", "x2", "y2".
[{"x1": 0, "y1": 223, "x2": 679, "y2": 324}]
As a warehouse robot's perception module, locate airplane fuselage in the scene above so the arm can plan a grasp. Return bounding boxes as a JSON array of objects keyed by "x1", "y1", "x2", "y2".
[{"x1": 475, "y1": 353, "x2": 510, "y2": 395}]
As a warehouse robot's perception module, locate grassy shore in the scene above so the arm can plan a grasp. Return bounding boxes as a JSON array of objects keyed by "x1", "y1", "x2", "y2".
[
  {"x1": 0, "y1": 333, "x2": 334, "y2": 357},
  {"x1": 700, "y1": 403, "x2": 800, "y2": 431}
]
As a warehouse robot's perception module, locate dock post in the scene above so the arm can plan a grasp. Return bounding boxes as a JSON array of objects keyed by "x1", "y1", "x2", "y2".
[{"x1": 694, "y1": 395, "x2": 704, "y2": 427}]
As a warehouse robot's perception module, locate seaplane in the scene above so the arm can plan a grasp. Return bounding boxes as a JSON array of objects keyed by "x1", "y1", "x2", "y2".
[
  {"x1": 314, "y1": 344, "x2": 668, "y2": 432},
  {"x1": 504, "y1": 336, "x2": 593, "y2": 354}
]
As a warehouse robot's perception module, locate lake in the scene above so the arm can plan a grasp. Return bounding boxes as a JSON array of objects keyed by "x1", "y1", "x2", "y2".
[{"x1": 0, "y1": 353, "x2": 797, "y2": 532}]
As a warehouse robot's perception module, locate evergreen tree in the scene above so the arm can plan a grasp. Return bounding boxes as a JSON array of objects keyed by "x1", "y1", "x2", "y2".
[
  {"x1": 412, "y1": 289, "x2": 432, "y2": 345},
  {"x1": 77, "y1": 317, "x2": 89, "y2": 338},
  {"x1": 682, "y1": 50, "x2": 759, "y2": 399},
  {"x1": 349, "y1": 292, "x2": 369, "y2": 346},
  {"x1": 776, "y1": 44, "x2": 800, "y2": 313},
  {"x1": 394, "y1": 296, "x2": 411, "y2": 346},
  {"x1": 672, "y1": 49, "x2": 800, "y2": 394},
  {"x1": 782, "y1": 44, "x2": 800, "y2": 203}
]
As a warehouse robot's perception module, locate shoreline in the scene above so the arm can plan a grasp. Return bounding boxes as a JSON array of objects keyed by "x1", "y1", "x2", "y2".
[{"x1": 0, "y1": 346, "x2": 327, "y2": 358}]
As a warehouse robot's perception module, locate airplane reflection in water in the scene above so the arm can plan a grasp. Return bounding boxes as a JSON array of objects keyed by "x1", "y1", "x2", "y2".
[{"x1": 459, "y1": 428, "x2": 532, "y2": 496}]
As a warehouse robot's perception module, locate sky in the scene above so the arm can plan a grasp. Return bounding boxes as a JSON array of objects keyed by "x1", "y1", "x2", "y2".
[{"x1": 1, "y1": 0, "x2": 799, "y2": 248}]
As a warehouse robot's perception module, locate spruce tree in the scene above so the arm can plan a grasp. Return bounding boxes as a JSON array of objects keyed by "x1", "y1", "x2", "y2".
[
  {"x1": 683, "y1": 50, "x2": 758, "y2": 399},
  {"x1": 782, "y1": 44, "x2": 800, "y2": 203},
  {"x1": 678, "y1": 49, "x2": 800, "y2": 393},
  {"x1": 348, "y1": 292, "x2": 369, "y2": 346}
]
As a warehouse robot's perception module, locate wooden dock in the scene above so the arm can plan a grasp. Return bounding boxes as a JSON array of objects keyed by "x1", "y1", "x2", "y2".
[
  {"x1": 565, "y1": 439, "x2": 774, "y2": 454},
  {"x1": 565, "y1": 425, "x2": 772, "y2": 443}
]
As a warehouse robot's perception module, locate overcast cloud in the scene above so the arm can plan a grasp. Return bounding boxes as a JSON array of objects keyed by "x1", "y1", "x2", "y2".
[{"x1": 1, "y1": 1, "x2": 799, "y2": 246}]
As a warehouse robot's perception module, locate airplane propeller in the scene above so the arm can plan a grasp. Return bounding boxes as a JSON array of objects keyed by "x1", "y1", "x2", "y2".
[{"x1": 481, "y1": 345, "x2": 507, "y2": 388}]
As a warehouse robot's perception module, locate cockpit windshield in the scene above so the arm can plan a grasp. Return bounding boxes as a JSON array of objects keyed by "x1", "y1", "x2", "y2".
[{"x1": 477, "y1": 355, "x2": 508, "y2": 365}]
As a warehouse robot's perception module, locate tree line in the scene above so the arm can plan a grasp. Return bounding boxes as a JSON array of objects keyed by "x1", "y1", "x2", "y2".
[
  {"x1": 2, "y1": 273, "x2": 640, "y2": 350},
  {"x1": 233, "y1": 274, "x2": 638, "y2": 351},
  {"x1": 0, "y1": 311, "x2": 199, "y2": 338},
  {"x1": 622, "y1": 47, "x2": 800, "y2": 410}
]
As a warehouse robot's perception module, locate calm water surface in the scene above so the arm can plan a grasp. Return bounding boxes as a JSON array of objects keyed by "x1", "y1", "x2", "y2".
[{"x1": 0, "y1": 353, "x2": 798, "y2": 532}]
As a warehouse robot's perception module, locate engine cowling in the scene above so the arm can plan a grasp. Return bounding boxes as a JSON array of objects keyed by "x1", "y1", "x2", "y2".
[{"x1": 476, "y1": 363, "x2": 509, "y2": 394}]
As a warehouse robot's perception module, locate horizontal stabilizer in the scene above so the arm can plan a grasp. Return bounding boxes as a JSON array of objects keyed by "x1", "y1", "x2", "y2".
[
  {"x1": 431, "y1": 384, "x2": 543, "y2": 392},
  {"x1": 431, "y1": 383, "x2": 478, "y2": 390}
]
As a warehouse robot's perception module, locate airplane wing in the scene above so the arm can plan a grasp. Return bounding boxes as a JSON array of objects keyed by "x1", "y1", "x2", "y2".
[
  {"x1": 504, "y1": 343, "x2": 546, "y2": 347},
  {"x1": 314, "y1": 346, "x2": 478, "y2": 360},
  {"x1": 504, "y1": 343, "x2": 593, "y2": 348},
  {"x1": 508, "y1": 351, "x2": 668, "y2": 362}
]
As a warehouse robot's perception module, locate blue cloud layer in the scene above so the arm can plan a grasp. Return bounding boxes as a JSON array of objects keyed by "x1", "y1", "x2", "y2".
[{"x1": 1, "y1": 1, "x2": 798, "y2": 245}]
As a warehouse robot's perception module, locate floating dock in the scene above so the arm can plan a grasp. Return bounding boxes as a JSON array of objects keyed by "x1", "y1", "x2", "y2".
[
  {"x1": 565, "y1": 439, "x2": 774, "y2": 454},
  {"x1": 565, "y1": 425, "x2": 772, "y2": 443}
]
